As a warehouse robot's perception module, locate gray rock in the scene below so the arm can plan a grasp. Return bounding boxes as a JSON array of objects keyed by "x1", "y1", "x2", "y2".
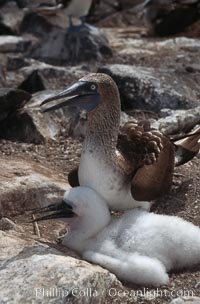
[
  {"x1": 0, "y1": 4, "x2": 24, "y2": 35},
  {"x1": 0, "y1": 35, "x2": 31, "y2": 53},
  {"x1": 28, "y1": 27, "x2": 112, "y2": 65},
  {"x1": 0, "y1": 157, "x2": 68, "y2": 217},
  {"x1": 20, "y1": 11, "x2": 59, "y2": 37},
  {"x1": 1, "y1": 64, "x2": 126, "y2": 142},
  {"x1": 98, "y1": 64, "x2": 199, "y2": 112},
  {"x1": 152, "y1": 106, "x2": 200, "y2": 135},
  {"x1": 0, "y1": 230, "x2": 33, "y2": 267},
  {"x1": 7, "y1": 56, "x2": 29, "y2": 71},
  {"x1": 19, "y1": 2, "x2": 76, "y2": 36},
  {"x1": 0, "y1": 218, "x2": 23, "y2": 232},
  {"x1": 6, "y1": 58, "x2": 85, "y2": 88},
  {"x1": 0, "y1": 231, "x2": 117, "y2": 304},
  {"x1": 170, "y1": 296, "x2": 200, "y2": 304},
  {"x1": 23, "y1": 90, "x2": 86, "y2": 142},
  {"x1": 0, "y1": 65, "x2": 6, "y2": 87},
  {"x1": 95, "y1": 0, "x2": 145, "y2": 28},
  {"x1": 19, "y1": 60, "x2": 86, "y2": 81}
]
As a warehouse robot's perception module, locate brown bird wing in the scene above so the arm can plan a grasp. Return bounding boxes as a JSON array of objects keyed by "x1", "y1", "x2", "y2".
[{"x1": 117, "y1": 122, "x2": 175, "y2": 201}]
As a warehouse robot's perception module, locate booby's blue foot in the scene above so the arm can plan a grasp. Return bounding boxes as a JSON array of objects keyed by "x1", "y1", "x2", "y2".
[
  {"x1": 67, "y1": 15, "x2": 98, "y2": 33},
  {"x1": 67, "y1": 23, "x2": 98, "y2": 33},
  {"x1": 80, "y1": 16, "x2": 98, "y2": 31},
  {"x1": 81, "y1": 23, "x2": 98, "y2": 31}
]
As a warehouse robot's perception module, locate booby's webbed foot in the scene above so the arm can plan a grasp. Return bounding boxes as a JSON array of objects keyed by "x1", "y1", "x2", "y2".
[
  {"x1": 80, "y1": 15, "x2": 98, "y2": 31},
  {"x1": 67, "y1": 15, "x2": 97, "y2": 33},
  {"x1": 67, "y1": 23, "x2": 97, "y2": 33}
]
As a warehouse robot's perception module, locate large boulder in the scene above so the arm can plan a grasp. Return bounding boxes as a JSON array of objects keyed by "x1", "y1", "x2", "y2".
[
  {"x1": 0, "y1": 231, "x2": 117, "y2": 304},
  {"x1": 28, "y1": 27, "x2": 112, "y2": 65},
  {"x1": 0, "y1": 157, "x2": 68, "y2": 217},
  {"x1": 0, "y1": 2, "x2": 24, "y2": 35},
  {"x1": 98, "y1": 64, "x2": 199, "y2": 112},
  {"x1": 0, "y1": 35, "x2": 31, "y2": 53},
  {"x1": 0, "y1": 59, "x2": 86, "y2": 142},
  {"x1": 20, "y1": 12, "x2": 60, "y2": 37}
]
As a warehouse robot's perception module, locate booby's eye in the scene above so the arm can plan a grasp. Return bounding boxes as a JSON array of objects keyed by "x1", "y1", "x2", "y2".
[{"x1": 90, "y1": 84, "x2": 96, "y2": 91}]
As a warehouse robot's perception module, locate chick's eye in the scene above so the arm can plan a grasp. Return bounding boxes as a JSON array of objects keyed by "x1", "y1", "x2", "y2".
[{"x1": 90, "y1": 84, "x2": 96, "y2": 91}]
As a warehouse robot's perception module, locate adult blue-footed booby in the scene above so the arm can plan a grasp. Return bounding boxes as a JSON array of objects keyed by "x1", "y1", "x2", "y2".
[
  {"x1": 40, "y1": 73, "x2": 200, "y2": 211},
  {"x1": 33, "y1": 186, "x2": 200, "y2": 286},
  {"x1": 24, "y1": 0, "x2": 94, "y2": 31}
]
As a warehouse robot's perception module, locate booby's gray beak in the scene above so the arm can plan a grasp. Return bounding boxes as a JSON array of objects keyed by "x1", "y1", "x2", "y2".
[
  {"x1": 40, "y1": 81, "x2": 100, "y2": 113},
  {"x1": 32, "y1": 200, "x2": 76, "y2": 222}
]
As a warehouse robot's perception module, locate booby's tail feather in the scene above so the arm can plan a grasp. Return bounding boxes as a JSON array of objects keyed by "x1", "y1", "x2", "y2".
[{"x1": 174, "y1": 126, "x2": 200, "y2": 166}]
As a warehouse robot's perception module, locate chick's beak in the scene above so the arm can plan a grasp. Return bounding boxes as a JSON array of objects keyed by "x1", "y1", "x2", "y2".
[
  {"x1": 31, "y1": 200, "x2": 76, "y2": 222},
  {"x1": 40, "y1": 81, "x2": 100, "y2": 113}
]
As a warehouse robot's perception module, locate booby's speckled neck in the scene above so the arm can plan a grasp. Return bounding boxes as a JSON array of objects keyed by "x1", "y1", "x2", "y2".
[{"x1": 81, "y1": 74, "x2": 121, "y2": 157}]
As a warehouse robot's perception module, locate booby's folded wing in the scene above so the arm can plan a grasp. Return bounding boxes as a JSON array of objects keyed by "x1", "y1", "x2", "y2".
[
  {"x1": 117, "y1": 122, "x2": 175, "y2": 201},
  {"x1": 117, "y1": 122, "x2": 165, "y2": 169},
  {"x1": 130, "y1": 136, "x2": 174, "y2": 201}
]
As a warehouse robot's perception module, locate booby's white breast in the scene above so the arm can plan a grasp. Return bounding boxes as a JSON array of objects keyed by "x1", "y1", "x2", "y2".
[
  {"x1": 64, "y1": 0, "x2": 93, "y2": 17},
  {"x1": 78, "y1": 152, "x2": 150, "y2": 211}
]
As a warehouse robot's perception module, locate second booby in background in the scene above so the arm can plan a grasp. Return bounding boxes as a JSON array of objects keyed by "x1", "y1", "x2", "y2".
[
  {"x1": 23, "y1": 0, "x2": 94, "y2": 31},
  {"x1": 58, "y1": 0, "x2": 94, "y2": 30},
  {"x1": 40, "y1": 73, "x2": 200, "y2": 211},
  {"x1": 33, "y1": 186, "x2": 200, "y2": 287}
]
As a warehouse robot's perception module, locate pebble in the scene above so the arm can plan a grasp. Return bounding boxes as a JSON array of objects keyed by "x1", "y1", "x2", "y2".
[{"x1": 0, "y1": 217, "x2": 23, "y2": 232}]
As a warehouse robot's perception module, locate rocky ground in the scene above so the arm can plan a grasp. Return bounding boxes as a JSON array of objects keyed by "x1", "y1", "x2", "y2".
[{"x1": 0, "y1": 1, "x2": 200, "y2": 303}]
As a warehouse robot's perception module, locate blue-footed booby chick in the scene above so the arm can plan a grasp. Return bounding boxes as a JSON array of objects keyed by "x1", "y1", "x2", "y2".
[
  {"x1": 40, "y1": 73, "x2": 200, "y2": 211},
  {"x1": 33, "y1": 186, "x2": 200, "y2": 287}
]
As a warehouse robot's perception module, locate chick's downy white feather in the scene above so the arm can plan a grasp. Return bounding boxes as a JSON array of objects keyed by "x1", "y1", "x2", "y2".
[{"x1": 59, "y1": 187, "x2": 200, "y2": 287}]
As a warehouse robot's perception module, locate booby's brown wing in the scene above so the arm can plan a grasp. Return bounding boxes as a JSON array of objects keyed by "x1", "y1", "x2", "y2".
[
  {"x1": 117, "y1": 122, "x2": 175, "y2": 201},
  {"x1": 130, "y1": 136, "x2": 174, "y2": 201},
  {"x1": 117, "y1": 122, "x2": 166, "y2": 169}
]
